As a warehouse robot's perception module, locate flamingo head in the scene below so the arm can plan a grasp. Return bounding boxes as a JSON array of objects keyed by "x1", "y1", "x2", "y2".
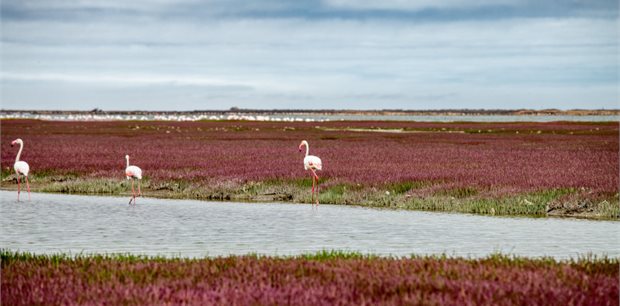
[
  {"x1": 298, "y1": 140, "x2": 308, "y2": 152},
  {"x1": 11, "y1": 138, "x2": 23, "y2": 147},
  {"x1": 125, "y1": 154, "x2": 130, "y2": 160}
]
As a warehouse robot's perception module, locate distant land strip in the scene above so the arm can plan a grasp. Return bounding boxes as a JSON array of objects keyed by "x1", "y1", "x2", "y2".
[{"x1": 1, "y1": 108, "x2": 619, "y2": 116}]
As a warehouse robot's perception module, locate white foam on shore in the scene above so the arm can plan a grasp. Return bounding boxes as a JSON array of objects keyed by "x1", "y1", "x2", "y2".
[
  {"x1": 1, "y1": 112, "x2": 617, "y2": 122},
  {"x1": 0, "y1": 112, "x2": 330, "y2": 122}
]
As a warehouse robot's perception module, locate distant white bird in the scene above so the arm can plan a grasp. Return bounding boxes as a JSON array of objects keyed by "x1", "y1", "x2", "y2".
[
  {"x1": 11, "y1": 138, "x2": 30, "y2": 201},
  {"x1": 125, "y1": 155, "x2": 142, "y2": 205},
  {"x1": 298, "y1": 140, "x2": 322, "y2": 206}
]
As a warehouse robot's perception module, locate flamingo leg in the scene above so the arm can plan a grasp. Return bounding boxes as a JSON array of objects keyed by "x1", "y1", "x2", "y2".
[
  {"x1": 310, "y1": 169, "x2": 319, "y2": 206},
  {"x1": 311, "y1": 173, "x2": 315, "y2": 205},
  {"x1": 132, "y1": 179, "x2": 136, "y2": 205},
  {"x1": 138, "y1": 180, "x2": 142, "y2": 197},
  {"x1": 25, "y1": 176, "x2": 31, "y2": 201},
  {"x1": 314, "y1": 175, "x2": 319, "y2": 206},
  {"x1": 16, "y1": 173, "x2": 21, "y2": 202},
  {"x1": 128, "y1": 180, "x2": 134, "y2": 205}
]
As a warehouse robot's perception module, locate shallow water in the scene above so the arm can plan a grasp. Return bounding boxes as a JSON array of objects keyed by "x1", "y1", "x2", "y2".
[
  {"x1": 314, "y1": 114, "x2": 619, "y2": 122},
  {"x1": 1, "y1": 191, "x2": 618, "y2": 259}
]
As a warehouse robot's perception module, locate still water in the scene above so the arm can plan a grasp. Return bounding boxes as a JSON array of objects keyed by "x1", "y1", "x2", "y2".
[
  {"x1": 1, "y1": 191, "x2": 617, "y2": 259},
  {"x1": 309, "y1": 114, "x2": 619, "y2": 122}
]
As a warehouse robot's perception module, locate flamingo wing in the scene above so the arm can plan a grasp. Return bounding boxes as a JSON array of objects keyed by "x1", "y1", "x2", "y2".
[
  {"x1": 14, "y1": 161, "x2": 30, "y2": 176},
  {"x1": 304, "y1": 155, "x2": 322, "y2": 170},
  {"x1": 126, "y1": 165, "x2": 143, "y2": 179}
]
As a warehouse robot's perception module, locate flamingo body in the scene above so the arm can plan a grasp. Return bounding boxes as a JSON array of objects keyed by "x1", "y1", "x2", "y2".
[
  {"x1": 14, "y1": 161, "x2": 30, "y2": 177},
  {"x1": 303, "y1": 155, "x2": 322, "y2": 171},
  {"x1": 125, "y1": 165, "x2": 142, "y2": 180}
]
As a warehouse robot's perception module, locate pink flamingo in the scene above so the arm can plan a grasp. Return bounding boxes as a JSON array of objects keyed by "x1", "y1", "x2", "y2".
[
  {"x1": 11, "y1": 138, "x2": 30, "y2": 201},
  {"x1": 125, "y1": 155, "x2": 142, "y2": 205},
  {"x1": 299, "y1": 140, "x2": 322, "y2": 206}
]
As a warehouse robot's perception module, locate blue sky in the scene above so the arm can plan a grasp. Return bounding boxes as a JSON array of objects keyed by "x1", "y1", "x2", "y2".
[{"x1": 1, "y1": 0, "x2": 618, "y2": 110}]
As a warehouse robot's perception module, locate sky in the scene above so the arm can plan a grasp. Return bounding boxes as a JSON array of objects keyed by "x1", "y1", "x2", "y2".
[{"x1": 0, "y1": 0, "x2": 618, "y2": 111}]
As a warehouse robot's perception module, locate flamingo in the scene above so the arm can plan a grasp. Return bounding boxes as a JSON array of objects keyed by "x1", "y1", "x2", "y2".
[
  {"x1": 11, "y1": 138, "x2": 30, "y2": 201},
  {"x1": 298, "y1": 140, "x2": 322, "y2": 206},
  {"x1": 125, "y1": 155, "x2": 142, "y2": 205}
]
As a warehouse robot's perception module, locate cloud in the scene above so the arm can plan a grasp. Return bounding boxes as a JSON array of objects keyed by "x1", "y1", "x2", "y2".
[
  {"x1": 3, "y1": 0, "x2": 617, "y2": 21},
  {"x1": 323, "y1": 0, "x2": 519, "y2": 11},
  {"x1": 2, "y1": 0, "x2": 200, "y2": 15},
  {"x1": 1, "y1": 72, "x2": 266, "y2": 90},
  {"x1": 1, "y1": 0, "x2": 617, "y2": 110}
]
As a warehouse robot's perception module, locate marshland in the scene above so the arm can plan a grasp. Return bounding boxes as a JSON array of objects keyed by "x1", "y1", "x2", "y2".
[
  {"x1": 2, "y1": 119, "x2": 617, "y2": 219},
  {"x1": 2, "y1": 116, "x2": 618, "y2": 305},
  {"x1": 2, "y1": 0, "x2": 619, "y2": 303}
]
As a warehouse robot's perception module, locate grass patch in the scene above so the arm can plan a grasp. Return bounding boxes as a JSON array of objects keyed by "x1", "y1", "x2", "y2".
[
  {"x1": 598, "y1": 198, "x2": 620, "y2": 219},
  {"x1": 406, "y1": 190, "x2": 548, "y2": 216},
  {"x1": 39, "y1": 178, "x2": 139, "y2": 195},
  {"x1": 436, "y1": 186, "x2": 478, "y2": 198},
  {"x1": 3, "y1": 249, "x2": 617, "y2": 266},
  {"x1": 386, "y1": 181, "x2": 429, "y2": 194}
]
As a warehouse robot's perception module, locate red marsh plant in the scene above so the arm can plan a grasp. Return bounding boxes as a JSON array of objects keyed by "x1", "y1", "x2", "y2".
[
  {"x1": 1, "y1": 250, "x2": 618, "y2": 305},
  {"x1": 1, "y1": 120, "x2": 617, "y2": 196}
]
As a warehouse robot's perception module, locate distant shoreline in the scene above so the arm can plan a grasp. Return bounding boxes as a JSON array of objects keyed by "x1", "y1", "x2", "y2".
[{"x1": 2, "y1": 108, "x2": 619, "y2": 116}]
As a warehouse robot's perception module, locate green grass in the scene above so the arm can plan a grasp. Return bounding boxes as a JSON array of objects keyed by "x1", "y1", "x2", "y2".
[
  {"x1": 403, "y1": 195, "x2": 547, "y2": 216},
  {"x1": 598, "y1": 199, "x2": 620, "y2": 219},
  {"x1": 39, "y1": 178, "x2": 132, "y2": 194},
  {"x1": 436, "y1": 186, "x2": 478, "y2": 198},
  {"x1": 318, "y1": 184, "x2": 348, "y2": 203},
  {"x1": 3, "y1": 249, "x2": 617, "y2": 265},
  {"x1": 387, "y1": 181, "x2": 430, "y2": 194}
]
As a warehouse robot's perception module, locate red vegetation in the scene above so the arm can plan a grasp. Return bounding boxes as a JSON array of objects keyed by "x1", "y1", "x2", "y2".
[
  {"x1": 1, "y1": 120, "x2": 617, "y2": 194},
  {"x1": 2, "y1": 254, "x2": 618, "y2": 305}
]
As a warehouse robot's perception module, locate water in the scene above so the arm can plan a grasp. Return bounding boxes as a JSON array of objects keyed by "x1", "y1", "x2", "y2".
[
  {"x1": 1, "y1": 191, "x2": 618, "y2": 259},
  {"x1": 310, "y1": 114, "x2": 619, "y2": 122},
  {"x1": 1, "y1": 111, "x2": 617, "y2": 122}
]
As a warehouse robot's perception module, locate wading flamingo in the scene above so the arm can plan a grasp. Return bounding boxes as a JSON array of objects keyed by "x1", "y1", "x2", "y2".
[
  {"x1": 299, "y1": 140, "x2": 322, "y2": 206},
  {"x1": 11, "y1": 138, "x2": 30, "y2": 201},
  {"x1": 125, "y1": 155, "x2": 142, "y2": 205}
]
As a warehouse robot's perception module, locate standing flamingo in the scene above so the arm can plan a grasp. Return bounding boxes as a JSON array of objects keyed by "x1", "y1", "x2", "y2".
[
  {"x1": 11, "y1": 138, "x2": 30, "y2": 201},
  {"x1": 298, "y1": 140, "x2": 322, "y2": 206},
  {"x1": 125, "y1": 155, "x2": 142, "y2": 205}
]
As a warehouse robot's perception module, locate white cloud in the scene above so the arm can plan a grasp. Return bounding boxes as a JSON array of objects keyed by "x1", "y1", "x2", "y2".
[
  {"x1": 323, "y1": 0, "x2": 520, "y2": 11},
  {"x1": 0, "y1": 72, "x2": 284, "y2": 90},
  {"x1": 15, "y1": 0, "x2": 200, "y2": 12},
  {"x1": 1, "y1": 11, "x2": 617, "y2": 109}
]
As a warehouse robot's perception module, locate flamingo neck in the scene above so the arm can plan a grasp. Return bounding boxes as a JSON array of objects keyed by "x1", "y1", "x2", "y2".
[
  {"x1": 126, "y1": 156, "x2": 130, "y2": 168},
  {"x1": 15, "y1": 142, "x2": 23, "y2": 163},
  {"x1": 304, "y1": 143, "x2": 309, "y2": 157}
]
